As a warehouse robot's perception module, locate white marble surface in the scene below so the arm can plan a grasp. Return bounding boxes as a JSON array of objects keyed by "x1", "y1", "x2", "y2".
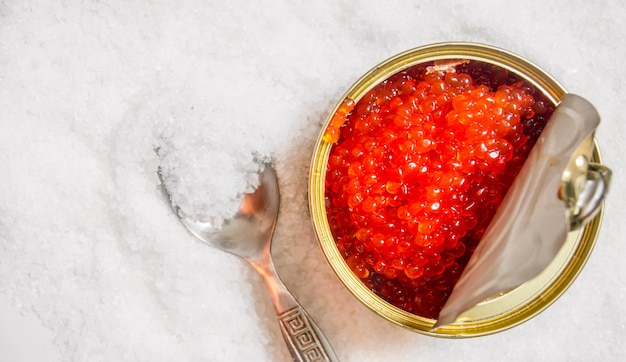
[{"x1": 1, "y1": 1, "x2": 625, "y2": 361}]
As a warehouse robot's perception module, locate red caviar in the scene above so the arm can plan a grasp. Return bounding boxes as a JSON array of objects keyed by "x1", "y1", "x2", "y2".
[
  {"x1": 324, "y1": 98, "x2": 356, "y2": 144},
  {"x1": 325, "y1": 60, "x2": 554, "y2": 318}
]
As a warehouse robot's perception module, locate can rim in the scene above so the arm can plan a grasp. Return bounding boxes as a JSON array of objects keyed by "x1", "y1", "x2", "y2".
[{"x1": 308, "y1": 42, "x2": 605, "y2": 337}]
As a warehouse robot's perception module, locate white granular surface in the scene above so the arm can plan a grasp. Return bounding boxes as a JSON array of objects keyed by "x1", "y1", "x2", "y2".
[{"x1": 1, "y1": 1, "x2": 625, "y2": 361}]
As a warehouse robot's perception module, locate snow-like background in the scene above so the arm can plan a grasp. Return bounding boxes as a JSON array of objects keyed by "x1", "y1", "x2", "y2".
[{"x1": 1, "y1": 1, "x2": 624, "y2": 361}]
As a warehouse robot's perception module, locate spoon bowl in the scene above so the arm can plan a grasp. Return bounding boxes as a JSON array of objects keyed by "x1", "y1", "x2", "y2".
[
  {"x1": 159, "y1": 163, "x2": 337, "y2": 362},
  {"x1": 178, "y1": 166, "x2": 279, "y2": 259}
]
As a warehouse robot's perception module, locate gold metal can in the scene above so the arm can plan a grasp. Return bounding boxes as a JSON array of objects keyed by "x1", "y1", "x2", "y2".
[{"x1": 308, "y1": 42, "x2": 606, "y2": 337}]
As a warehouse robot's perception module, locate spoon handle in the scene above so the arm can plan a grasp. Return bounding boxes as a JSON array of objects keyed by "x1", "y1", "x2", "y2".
[
  {"x1": 277, "y1": 305, "x2": 338, "y2": 362},
  {"x1": 252, "y1": 259, "x2": 339, "y2": 362}
]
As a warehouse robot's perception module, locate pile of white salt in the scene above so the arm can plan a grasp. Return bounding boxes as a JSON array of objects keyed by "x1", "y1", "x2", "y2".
[{"x1": 153, "y1": 100, "x2": 266, "y2": 228}]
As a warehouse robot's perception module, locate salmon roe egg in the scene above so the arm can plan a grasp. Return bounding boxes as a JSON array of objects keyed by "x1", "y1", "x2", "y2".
[{"x1": 324, "y1": 60, "x2": 554, "y2": 319}]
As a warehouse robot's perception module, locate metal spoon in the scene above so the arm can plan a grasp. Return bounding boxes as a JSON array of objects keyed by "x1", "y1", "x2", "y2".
[{"x1": 159, "y1": 163, "x2": 338, "y2": 362}]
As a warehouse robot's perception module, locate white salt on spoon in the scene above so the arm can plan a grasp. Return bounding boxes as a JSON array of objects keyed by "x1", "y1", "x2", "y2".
[{"x1": 156, "y1": 127, "x2": 267, "y2": 229}]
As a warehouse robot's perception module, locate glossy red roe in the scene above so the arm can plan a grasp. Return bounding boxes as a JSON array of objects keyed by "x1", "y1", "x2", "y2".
[{"x1": 324, "y1": 60, "x2": 555, "y2": 319}]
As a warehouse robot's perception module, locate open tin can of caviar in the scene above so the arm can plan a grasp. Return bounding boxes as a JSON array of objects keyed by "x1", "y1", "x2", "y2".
[{"x1": 309, "y1": 42, "x2": 607, "y2": 337}]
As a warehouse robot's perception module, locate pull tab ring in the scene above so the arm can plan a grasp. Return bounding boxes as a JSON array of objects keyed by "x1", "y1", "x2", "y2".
[{"x1": 568, "y1": 162, "x2": 611, "y2": 229}]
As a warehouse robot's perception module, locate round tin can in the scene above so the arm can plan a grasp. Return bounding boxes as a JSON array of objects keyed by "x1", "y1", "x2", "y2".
[{"x1": 308, "y1": 42, "x2": 606, "y2": 337}]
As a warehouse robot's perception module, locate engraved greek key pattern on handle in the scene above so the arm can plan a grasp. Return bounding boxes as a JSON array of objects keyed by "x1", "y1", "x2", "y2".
[{"x1": 278, "y1": 307, "x2": 330, "y2": 362}]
